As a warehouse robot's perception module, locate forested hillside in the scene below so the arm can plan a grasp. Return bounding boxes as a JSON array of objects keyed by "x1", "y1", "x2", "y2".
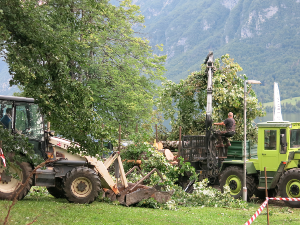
[
  {"x1": 133, "y1": 0, "x2": 300, "y2": 103},
  {"x1": 1, "y1": 0, "x2": 300, "y2": 103}
]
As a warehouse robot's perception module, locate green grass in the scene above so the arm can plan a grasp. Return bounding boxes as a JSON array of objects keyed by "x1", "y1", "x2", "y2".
[
  {"x1": 263, "y1": 96, "x2": 300, "y2": 107},
  {"x1": 1, "y1": 196, "x2": 300, "y2": 225}
]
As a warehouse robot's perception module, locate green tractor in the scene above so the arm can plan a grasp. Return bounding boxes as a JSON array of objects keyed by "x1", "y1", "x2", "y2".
[
  {"x1": 219, "y1": 121, "x2": 300, "y2": 208},
  {"x1": 180, "y1": 52, "x2": 300, "y2": 208}
]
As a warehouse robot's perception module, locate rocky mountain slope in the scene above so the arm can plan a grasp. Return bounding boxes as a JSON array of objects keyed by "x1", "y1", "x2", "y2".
[
  {"x1": 1, "y1": 0, "x2": 300, "y2": 102},
  {"x1": 133, "y1": 0, "x2": 300, "y2": 102}
]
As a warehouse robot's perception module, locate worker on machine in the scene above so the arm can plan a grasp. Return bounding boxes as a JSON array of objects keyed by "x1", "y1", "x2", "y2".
[
  {"x1": 1, "y1": 108, "x2": 12, "y2": 129},
  {"x1": 214, "y1": 112, "x2": 236, "y2": 148}
]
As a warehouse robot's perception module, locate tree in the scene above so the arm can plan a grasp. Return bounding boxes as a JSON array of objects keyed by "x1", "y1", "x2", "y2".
[
  {"x1": 159, "y1": 54, "x2": 265, "y2": 141},
  {"x1": 0, "y1": 0, "x2": 166, "y2": 155}
]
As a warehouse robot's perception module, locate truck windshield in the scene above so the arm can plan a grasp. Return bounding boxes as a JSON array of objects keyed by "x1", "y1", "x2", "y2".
[
  {"x1": 15, "y1": 103, "x2": 44, "y2": 141},
  {"x1": 290, "y1": 129, "x2": 300, "y2": 148}
]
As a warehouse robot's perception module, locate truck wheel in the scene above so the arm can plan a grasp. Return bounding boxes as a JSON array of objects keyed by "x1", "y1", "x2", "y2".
[
  {"x1": 47, "y1": 178, "x2": 65, "y2": 198},
  {"x1": 63, "y1": 167, "x2": 101, "y2": 204},
  {"x1": 278, "y1": 169, "x2": 300, "y2": 208},
  {"x1": 219, "y1": 166, "x2": 255, "y2": 200},
  {"x1": 0, "y1": 162, "x2": 33, "y2": 200}
]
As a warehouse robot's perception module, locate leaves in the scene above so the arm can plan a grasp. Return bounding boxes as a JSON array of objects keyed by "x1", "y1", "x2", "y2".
[
  {"x1": 159, "y1": 54, "x2": 265, "y2": 141},
  {"x1": 0, "y1": 127, "x2": 44, "y2": 167},
  {"x1": 0, "y1": 0, "x2": 166, "y2": 155}
]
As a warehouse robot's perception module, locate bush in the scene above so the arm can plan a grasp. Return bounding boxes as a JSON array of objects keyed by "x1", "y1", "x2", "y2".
[{"x1": 120, "y1": 134, "x2": 248, "y2": 210}]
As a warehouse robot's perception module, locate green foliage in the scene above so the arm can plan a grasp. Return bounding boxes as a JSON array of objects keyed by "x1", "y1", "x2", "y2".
[
  {"x1": 0, "y1": 0, "x2": 166, "y2": 156},
  {"x1": 120, "y1": 131, "x2": 153, "y2": 161},
  {"x1": 159, "y1": 54, "x2": 265, "y2": 141},
  {"x1": 165, "y1": 179, "x2": 247, "y2": 210},
  {"x1": 137, "y1": 197, "x2": 160, "y2": 209},
  {"x1": 120, "y1": 133, "x2": 197, "y2": 186},
  {"x1": 120, "y1": 140, "x2": 246, "y2": 211},
  {"x1": 135, "y1": 179, "x2": 247, "y2": 210},
  {"x1": 0, "y1": 127, "x2": 43, "y2": 167},
  {"x1": 26, "y1": 186, "x2": 50, "y2": 198}
]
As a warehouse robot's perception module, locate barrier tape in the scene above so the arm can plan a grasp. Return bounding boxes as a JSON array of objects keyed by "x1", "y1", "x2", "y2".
[
  {"x1": 268, "y1": 197, "x2": 300, "y2": 201},
  {"x1": 0, "y1": 148, "x2": 6, "y2": 167},
  {"x1": 244, "y1": 197, "x2": 300, "y2": 225},
  {"x1": 244, "y1": 199, "x2": 268, "y2": 225}
]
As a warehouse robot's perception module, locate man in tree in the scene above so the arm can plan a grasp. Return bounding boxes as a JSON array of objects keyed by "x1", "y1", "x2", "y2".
[{"x1": 214, "y1": 112, "x2": 236, "y2": 147}]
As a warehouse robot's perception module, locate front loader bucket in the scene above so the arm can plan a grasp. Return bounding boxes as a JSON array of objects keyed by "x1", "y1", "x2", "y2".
[
  {"x1": 87, "y1": 152, "x2": 174, "y2": 206},
  {"x1": 104, "y1": 167, "x2": 174, "y2": 206},
  {"x1": 104, "y1": 183, "x2": 174, "y2": 206}
]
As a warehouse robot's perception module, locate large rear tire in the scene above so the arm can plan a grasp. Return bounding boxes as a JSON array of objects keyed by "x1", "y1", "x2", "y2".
[
  {"x1": 278, "y1": 168, "x2": 300, "y2": 208},
  {"x1": 219, "y1": 166, "x2": 255, "y2": 200},
  {"x1": 63, "y1": 167, "x2": 101, "y2": 204},
  {"x1": 47, "y1": 178, "x2": 65, "y2": 198},
  {"x1": 0, "y1": 161, "x2": 33, "y2": 200}
]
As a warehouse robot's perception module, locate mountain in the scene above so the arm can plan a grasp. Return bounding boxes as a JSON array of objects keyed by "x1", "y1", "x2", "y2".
[
  {"x1": 1, "y1": 0, "x2": 300, "y2": 102},
  {"x1": 133, "y1": 0, "x2": 300, "y2": 103}
]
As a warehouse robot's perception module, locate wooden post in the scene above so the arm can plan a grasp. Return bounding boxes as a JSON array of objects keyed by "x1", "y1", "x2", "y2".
[
  {"x1": 118, "y1": 124, "x2": 121, "y2": 152},
  {"x1": 155, "y1": 124, "x2": 158, "y2": 143},
  {"x1": 264, "y1": 167, "x2": 270, "y2": 225},
  {"x1": 178, "y1": 126, "x2": 182, "y2": 157}
]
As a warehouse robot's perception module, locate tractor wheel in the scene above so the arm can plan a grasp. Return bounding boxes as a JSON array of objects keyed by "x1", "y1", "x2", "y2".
[
  {"x1": 63, "y1": 167, "x2": 101, "y2": 204},
  {"x1": 278, "y1": 168, "x2": 300, "y2": 208},
  {"x1": 47, "y1": 178, "x2": 65, "y2": 198},
  {"x1": 219, "y1": 166, "x2": 256, "y2": 200},
  {"x1": 0, "y1": 161, "x2": 33, "y2": 200}
]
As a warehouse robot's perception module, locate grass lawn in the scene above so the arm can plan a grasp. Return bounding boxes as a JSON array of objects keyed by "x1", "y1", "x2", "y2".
[{"x1": 1, "y1": 196, "x2": 300, "y2": 225}]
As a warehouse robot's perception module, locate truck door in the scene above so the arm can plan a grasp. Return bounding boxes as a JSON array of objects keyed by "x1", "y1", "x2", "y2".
[{"x1": 260, "y1": 129, "x2": 280, "y2": 171}]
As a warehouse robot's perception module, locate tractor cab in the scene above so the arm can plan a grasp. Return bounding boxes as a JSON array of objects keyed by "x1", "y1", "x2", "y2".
[
  {"x1": 0, "y1": 95, "x2": 45, "y2": 158},
  {"x1": 255, "y1": 121, "x2": 300, "y2": 171}
]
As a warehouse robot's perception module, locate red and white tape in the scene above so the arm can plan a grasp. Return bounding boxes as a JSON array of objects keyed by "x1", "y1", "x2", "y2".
[
  {"x1": 245, "y1": 197, "x2": 300, "y2": 224},
  {"x1": 244, "y1": 199, "x2": 268, "y2": 225},
  {"x1": 0, "y1": 148, "x2": 6, "y2": 167},
  {"x1": 268, "y1": 197, "x2": 300, "y2": 201}
]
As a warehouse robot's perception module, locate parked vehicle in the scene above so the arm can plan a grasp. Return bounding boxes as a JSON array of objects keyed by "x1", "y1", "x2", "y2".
[
  {"x1": 0, "y1": 95, "x2": 172, "y2": 205},
  {"x1": 180, "y1": 53, "x2": 300, "y2": 208}
]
